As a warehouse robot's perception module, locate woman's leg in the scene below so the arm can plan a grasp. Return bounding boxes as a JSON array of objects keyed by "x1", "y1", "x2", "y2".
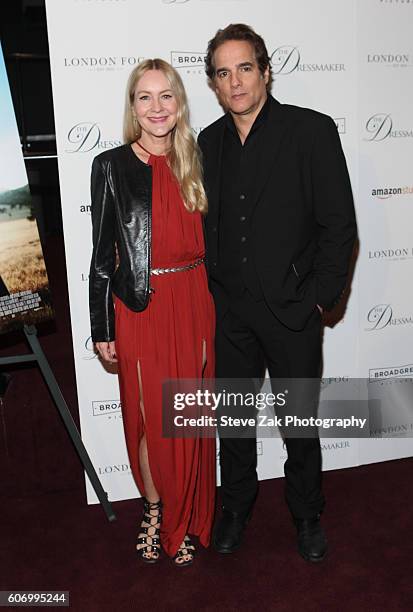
[{"x1": 136, "y1": 363, "x2": 162, "y2": 562}]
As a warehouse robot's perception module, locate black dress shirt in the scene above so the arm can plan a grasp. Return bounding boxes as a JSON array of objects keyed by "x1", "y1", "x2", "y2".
[{"x1": 212, "y1": 96, "x2": 271, "y2": 299}]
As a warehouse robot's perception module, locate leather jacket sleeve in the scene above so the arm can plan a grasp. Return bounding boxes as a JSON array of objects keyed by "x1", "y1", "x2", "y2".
[{"x1": 89, "y1": 156, "x2": 116, "y2": 342}]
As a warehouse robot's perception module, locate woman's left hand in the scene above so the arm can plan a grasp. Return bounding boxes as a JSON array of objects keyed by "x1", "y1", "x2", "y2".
[{"x1": 95, "y1": 340, "x2": 118, "y2": 363}]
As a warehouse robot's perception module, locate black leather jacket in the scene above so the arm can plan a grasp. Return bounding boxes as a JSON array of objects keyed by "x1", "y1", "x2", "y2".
[{"x1": 89, "y1": 144, "x2": 152, "y2": 342}]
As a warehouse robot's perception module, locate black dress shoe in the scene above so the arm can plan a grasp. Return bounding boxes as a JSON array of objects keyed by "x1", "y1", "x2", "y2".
[
  {"x1": 213, "y1": 508, "x2": 251, "y2": 554},
  {"x1": 295, "y1": 515, "x2": 327, "y2": 562}
]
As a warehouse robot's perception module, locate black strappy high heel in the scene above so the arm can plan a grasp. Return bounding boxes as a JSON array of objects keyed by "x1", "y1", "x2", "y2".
[
  {"x1": 173, "y1": 535, "x2": 195, "y2": 567},
  {"x1": 136, "y1": 499, "x2": 162, "y2": 564}
]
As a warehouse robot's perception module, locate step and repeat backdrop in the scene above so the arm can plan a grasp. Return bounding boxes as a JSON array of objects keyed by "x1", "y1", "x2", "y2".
[{"x1": 45, "y1": 0, "x2": 413, "y2": 503}]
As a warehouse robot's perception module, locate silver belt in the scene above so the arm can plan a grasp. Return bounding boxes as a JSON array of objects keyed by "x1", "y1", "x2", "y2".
[{"x1": 150, "y1": 257, "x2": 205, "y2": 276}]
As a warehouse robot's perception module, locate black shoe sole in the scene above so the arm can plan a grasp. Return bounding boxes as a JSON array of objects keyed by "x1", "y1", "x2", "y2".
[
  {"x1": 299, "y1": 549, "x2": 327, "y2": 563},
  {"x1": 213, "y1": 538, "x2": 242, "y2": 554}
]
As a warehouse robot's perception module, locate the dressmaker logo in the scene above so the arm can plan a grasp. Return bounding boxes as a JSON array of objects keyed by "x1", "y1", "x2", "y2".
[
  {"x1": 369, "y1": 364, "x2": 413, "y2": 381},
  {"x1": 367, "y1": 53, "x2": 412, "y2": 68},
  {"x1": 270, "y1": 46, "x2": 345, "y2": 75},
  {"x1": 171, "y1": 52, "x2": 206, "y2": 73},
  {"x1": 366, "y1": 304, "x2": 413, "y2": 331},
  {"x1": 83, "y1": 335, "x2": 98, "y2": 359},
  {"x1": 80, "y1": 203, "x2": 91, "y2": 214},
  {"x1": 98, "y1": 463, "x2": 131, "y2": 476},
  {"x1": 321, "y1": 440, "x2": 351, "y2": 452},
  {"x1": 371, "y1": 185, "x2": 413, "y2": 198},
  {"x1": 92, "y1": 400, "x2": 122, "y2": 417},
  {"x1": 364, "y1": 113, "x2": 413, "y2": 141},
  {"x1": 81, "y1": 272, "x2": 89, "y2": 282},
  {"x1": 63, "y1": 55, "x2": 144, "y2": 71},
  {"x1": 66, "y1": 123, "x2": 122, "y2": 153}
]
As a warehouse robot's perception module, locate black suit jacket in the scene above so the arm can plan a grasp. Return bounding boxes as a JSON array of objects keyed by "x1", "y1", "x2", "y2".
[{"x1": 198, "y1": 95, "x2": 357, "y2": 331}]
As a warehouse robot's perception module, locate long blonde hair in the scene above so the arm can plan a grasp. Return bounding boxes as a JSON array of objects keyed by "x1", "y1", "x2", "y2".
[{"x1": 123, "y1": 59, "x2": 207, "y2": 214}]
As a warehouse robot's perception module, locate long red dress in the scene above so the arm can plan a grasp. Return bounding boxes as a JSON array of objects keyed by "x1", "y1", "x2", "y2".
[{"x1": 115, "y1": 152, "x2": 216, "y2": 557}]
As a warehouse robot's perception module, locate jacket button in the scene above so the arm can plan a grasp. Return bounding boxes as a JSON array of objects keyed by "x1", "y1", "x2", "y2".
[
  {"x1": 240, "y1": 216, "x2": 246, "y2": 222},
  {"x1": 240, "y1": 194, "x2": 246, "y2": 200},
  {"x1": 212, "y1": 226, "x2": 217, "y2": 232},
  {"x1": 242, "y1": 257, "x2": 248, "y2": 263},
  {"x1": 241, "y1": 236, "x2": 247, "y2": 242}
]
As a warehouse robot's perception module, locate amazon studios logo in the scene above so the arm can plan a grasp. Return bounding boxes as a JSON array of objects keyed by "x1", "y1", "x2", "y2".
[
  {"x1": 371, "y1": 185, "x2": 413, "y2": 198},
  {"x1": 366, "y1": 304, "x2": 413, "y2": 330},
  {"x1": 66, "y1": 123, "x2": 122, "y2": 153},
  {"x1": 63, "y1": 55, "x2": 144, "y2": 70},
  {"x1": 171, "y1": 52, "x2": 206, "y2": 71},
  {"x1": 270, "y1": 46, "x2": 345, "y2": 75},
  {"x1": 364, "y1": 113, "x2": 413, "y2": 141}
]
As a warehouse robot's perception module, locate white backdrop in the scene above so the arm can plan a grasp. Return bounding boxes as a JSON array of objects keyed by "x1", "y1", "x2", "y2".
[{"x1": 45, "y1": 0, "x2": 413, "y2": 503}]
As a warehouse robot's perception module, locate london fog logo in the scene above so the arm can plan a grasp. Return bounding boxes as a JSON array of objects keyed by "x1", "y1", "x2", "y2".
[
  {"x1": 270, "y1": 46, "x2": 345, "y2": 75},
  {"x1": 367, "y1": 53, "x2": 412, "y2": 68},
  {"x1": 368, "y1": 247, "x2": 413, "y2": 261},
  {"x1": 63, "y1": 55, "x2": 144, "y2": 71},
  {"x1": 366, "y1": 304, "x2": 413, "y2": 331},
  {"x1": 364, "y1": 113, "x2": 413, "y2": 140},
  {"x1": 98, "y1": 463, "x2": 131, "y2": 476},
  {"x1": 66, "y1": 122, "x2": 122, "y2": 153}
]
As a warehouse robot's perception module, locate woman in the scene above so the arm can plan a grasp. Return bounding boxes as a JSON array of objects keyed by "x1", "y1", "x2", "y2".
[{"x1": 89, "y1": 59, "x2": 215, "y2": 566}]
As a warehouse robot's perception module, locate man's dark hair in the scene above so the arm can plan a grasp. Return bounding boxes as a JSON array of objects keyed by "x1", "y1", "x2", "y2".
[{"x1": 205, "y1": 23, "x2": 272, "y2": 91}]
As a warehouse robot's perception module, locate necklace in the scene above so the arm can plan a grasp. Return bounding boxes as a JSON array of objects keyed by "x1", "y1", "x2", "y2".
[{"x1": 136, "y1": 140, "x2": 169, "y2": 157}]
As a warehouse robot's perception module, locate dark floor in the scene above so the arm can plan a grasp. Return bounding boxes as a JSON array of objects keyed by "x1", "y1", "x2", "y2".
[{"x1": 1, "y1": 236, "x2": 412, "y2": 611}]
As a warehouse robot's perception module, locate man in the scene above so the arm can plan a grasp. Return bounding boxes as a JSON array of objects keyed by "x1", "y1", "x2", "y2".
[{"x1": 198, "y1": 24, "x2": 357, "y2": 561}]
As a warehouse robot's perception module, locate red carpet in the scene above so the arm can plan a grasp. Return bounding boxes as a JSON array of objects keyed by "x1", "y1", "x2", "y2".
[{"x1": 1, "y1": 236, "x2": 412, "y2": 611}]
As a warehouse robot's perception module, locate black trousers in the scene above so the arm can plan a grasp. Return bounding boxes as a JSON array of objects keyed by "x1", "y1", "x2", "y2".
[{"x1": 213, "y1": 285, "x2": 325, "y2": 520}]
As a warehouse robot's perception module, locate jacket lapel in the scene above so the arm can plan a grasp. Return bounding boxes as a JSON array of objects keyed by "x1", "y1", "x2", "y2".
[
  {"x1": 206, "y1": 122, "x2": 225, "y2": 225},
  {"x1": 247, "y1": 97, "x2": 290, "y2": 215}
]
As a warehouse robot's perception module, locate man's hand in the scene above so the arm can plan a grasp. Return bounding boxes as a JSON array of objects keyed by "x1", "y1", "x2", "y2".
[{"x1": 95, "y1": 341, "x2": 117, "y2": 363}]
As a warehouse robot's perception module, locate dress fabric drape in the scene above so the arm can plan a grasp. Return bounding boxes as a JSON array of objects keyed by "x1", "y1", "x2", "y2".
[{"x1": 115, "y1": 152, "x2": 216, "y2": 557}]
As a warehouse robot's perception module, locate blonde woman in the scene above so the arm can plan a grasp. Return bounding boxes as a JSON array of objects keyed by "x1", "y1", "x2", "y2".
[{"x1": 89, "y1": 59, "x2": 215, "y2": 566}]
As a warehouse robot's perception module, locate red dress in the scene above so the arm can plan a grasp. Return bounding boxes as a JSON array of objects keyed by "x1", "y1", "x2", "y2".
[{"x1": 115, "y1": 153, "x2": 216, "y2": 557}]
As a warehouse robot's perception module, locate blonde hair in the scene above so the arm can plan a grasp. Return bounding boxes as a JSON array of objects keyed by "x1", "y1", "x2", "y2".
[{"x1": 123, "y1": 59, "x2": 207, "y2": 214}]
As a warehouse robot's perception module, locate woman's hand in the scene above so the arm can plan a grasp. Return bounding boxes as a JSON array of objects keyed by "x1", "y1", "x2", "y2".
[{"x1": 95, "y1": 341, "x2": 118, "y2": 363}]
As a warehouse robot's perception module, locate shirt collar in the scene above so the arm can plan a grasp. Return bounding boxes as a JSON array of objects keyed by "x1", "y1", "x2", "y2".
[{"x1": 225, "y1": 95, "x2": 270, "y2": 139}]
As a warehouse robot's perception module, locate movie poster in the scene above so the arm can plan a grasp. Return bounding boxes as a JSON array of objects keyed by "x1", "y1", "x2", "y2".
[{"x1": 0, "y1": 44, "x2": 53, "y2": 335}]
